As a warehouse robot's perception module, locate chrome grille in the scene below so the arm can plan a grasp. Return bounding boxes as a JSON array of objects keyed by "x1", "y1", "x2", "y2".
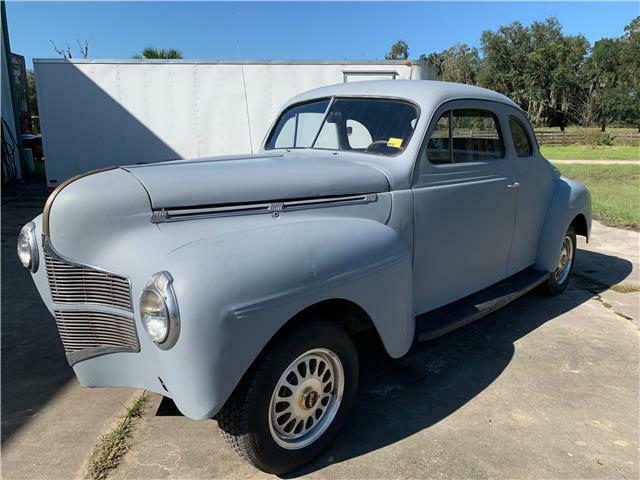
[
  {"x1": 53, "y1": 309, "x2": 139, "y2": 354},
  {"x1": 45, "y1": 254, "x2": 132, "y2": 311}
]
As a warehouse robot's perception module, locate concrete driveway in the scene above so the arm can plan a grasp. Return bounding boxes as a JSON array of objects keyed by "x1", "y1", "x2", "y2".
[
  {"x1": 1, "y1": 183, "x2": 139, "y2": 479},
  {"x1": 2, "y1": 183, "x2": 638, "y2": 479}
]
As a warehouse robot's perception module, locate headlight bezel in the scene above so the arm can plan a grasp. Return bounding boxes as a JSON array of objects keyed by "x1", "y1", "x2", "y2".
[
  {"x1": 17, "y1": 222, "x2": 39, "y2": 273},
  {"x1": 140, "y1": 271, "x2": 180, "y2": 349}
]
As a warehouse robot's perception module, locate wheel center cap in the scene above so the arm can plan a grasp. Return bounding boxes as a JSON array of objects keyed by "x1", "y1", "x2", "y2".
[{"x1": 299, "y1": 387, "x2": 318, "y2": 410}]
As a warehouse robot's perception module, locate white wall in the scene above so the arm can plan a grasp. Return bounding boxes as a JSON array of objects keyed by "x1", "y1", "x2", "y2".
[{"x1": 34, "y1": 60, "x2": 434, "y2": 188}]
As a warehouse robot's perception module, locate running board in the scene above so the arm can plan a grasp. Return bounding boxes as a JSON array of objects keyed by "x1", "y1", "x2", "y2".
[{"x1": 415, "y1": 269, "x2": 550, "y2": 342}]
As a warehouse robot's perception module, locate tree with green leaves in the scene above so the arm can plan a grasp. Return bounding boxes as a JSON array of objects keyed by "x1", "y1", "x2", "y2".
[
  {"x1": 422, "y1": 44, "x2": 480, "y2": 85},
  {"x1": 621, "y1": 16, "x2": 640, "y2": 130},
  {"x1": 478, "y1": 17, "x2": 588, "y2": 128},
  {"x1": 26, "y1": 69, "x2": 38, "y2": 117},
  {"x1": 385, "y1": 40, "x2": 409, "y2": 60},
  {"x1": 581, "y1": 16, "x2": 639, "y2": 131},
  {"x1": 134, "y1": 48, "x2": 183, "y2": 59},
  {"x1": 583, "y1": 38, "x2": 626, "y2": 131},
  {"x1": 389, "y1": 16, "x2": 637, "y2": 129}
]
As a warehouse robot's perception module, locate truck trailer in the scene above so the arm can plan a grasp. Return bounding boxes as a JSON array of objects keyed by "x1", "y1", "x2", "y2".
[{"x1": 33, "y1": 59, "x2": 435, "y2": 189}]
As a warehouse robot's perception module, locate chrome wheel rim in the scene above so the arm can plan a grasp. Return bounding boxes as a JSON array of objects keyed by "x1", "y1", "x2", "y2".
[
  {"x1": 554, "y1": 235, "x2": 574, "y2": 284},
  {"x1": 268, "y1": 348, "x2": 344, "y2": 450}
]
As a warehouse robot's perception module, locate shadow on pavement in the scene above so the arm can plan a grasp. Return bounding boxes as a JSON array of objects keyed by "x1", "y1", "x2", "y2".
[
  {"x1": 284, "y1": 249, "x2": 632, "y2": 478},
  {"x1": 1, "y1": 181, "x2": 75, "y2": 444},
  {"x1": 2, "y1": 61, "x2": 181, "y2": 445},
  {"x1": 575, "y1": 248, "x2": 635, "y2": 287}
]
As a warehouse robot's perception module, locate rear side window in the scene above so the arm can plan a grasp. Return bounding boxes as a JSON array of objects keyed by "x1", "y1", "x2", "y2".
[
  {"x1": 509, "y1": 116, "x2": 533, "y2": 157},
  {"x1": 427, "y1": 109, "x2": 505, "y2": 164}
]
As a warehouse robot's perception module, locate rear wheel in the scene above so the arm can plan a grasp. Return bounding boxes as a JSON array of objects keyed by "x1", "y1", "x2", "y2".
[
  {"x1": 543, "y1": 225, "x2": 576, "y2": 295},
  {"x1": 216, "y1": 321, "x2": 358, "y2": 474}
]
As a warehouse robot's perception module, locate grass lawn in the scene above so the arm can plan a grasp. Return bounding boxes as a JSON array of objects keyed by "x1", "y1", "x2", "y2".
[
  {"x1": 540, "y1": 145, "x2": 640, "y2": 161},
  {"x1": 557, "y1": 164, "x2": 640, "y2": 229}
]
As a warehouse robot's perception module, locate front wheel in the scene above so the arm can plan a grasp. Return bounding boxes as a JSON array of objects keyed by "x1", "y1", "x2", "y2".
[
  {"x1": 216, "y1": 321, "x2": 359, "y2": 474},
  {"x1": 543, "y1": 225, "x2": 577, "y2": 295}
]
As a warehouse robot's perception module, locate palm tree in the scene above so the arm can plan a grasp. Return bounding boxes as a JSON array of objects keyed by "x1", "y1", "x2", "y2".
[{"x1": 134, "y1": 48, "x2": 183, "y2": 59}]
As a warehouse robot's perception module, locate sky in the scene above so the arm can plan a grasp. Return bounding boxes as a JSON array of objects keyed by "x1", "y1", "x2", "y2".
[{"x1": 6, "y1": 1, "x2": 639, "y2": 68}]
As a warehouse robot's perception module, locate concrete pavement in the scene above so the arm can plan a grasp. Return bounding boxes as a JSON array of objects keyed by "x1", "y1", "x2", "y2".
[
  {"x1": 111, "y1": 223, "x2": 639, "y2": 479},
  {"x1": 1, "y1": 183, "x2": 138, "y2": 480},
  {"x1": 576, "y1": 221, "x2": 639, "y2": 324}
]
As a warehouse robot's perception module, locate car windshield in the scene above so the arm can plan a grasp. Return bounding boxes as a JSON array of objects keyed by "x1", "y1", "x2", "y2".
[{"x1": 265, "y1": 97, "x2": 419, "y2": 156}]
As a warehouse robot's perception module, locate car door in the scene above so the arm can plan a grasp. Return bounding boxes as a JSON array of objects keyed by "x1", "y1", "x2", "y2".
[
  {"x1": 505, "y1": 110, "x2": 556, "y2": 275},
  {"x1": 412, "y1": 100, "x2": 518, "y2": 314}
]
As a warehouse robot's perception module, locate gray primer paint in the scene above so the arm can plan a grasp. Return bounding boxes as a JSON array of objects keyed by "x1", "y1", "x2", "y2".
[
  {"x1": 123, "y1": 151, "x2": 390, "y2": 209},
  {"x1": 27, "y1": 80, "x2": 590, "y2": 420}
]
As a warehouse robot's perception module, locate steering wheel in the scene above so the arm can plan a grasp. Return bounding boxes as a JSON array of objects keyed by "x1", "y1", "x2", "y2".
[{"x1": 365, "y1": 140, "x2": 398, "y2": 154}]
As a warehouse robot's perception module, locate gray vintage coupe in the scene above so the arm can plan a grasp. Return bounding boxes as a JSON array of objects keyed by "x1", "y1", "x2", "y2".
[{"x1": 19, "y1": 80, "x2": 591, "y2": 473}]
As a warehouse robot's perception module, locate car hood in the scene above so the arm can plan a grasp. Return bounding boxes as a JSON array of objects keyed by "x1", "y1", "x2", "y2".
[{"x1": 123, "y1": 151, "x2": 390, "y2": 209}]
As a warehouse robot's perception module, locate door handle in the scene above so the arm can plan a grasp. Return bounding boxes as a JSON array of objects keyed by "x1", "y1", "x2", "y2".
[{"x1": 507, "y1": 182, "x2": 520, "y2": 189}]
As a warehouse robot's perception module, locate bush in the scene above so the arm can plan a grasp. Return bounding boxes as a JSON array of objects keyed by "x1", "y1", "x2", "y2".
[
  {"x1": 581, "y1": 129, "x2": 616, "y2": 146},
  {"x1": 597, "y1": 132, "x2": 616, "y2": 146}
]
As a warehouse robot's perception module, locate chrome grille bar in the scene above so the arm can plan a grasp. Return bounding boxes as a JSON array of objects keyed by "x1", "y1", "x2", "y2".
[
  {"x1": 45, "y1": 254, "x2": 133, "y2": 311},
  {"x1": 53, "y1": 309, "x2": 139, "y2": 354}
]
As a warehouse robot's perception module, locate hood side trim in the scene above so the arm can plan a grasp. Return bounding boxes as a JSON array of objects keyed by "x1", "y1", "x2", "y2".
[{"x1": 151, "y1": 193, "x2": 378, "y2": 224}]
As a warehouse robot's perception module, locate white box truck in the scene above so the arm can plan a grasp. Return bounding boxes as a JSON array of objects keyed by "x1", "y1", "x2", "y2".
[{"x1": 33, "y1": 59, "x2": 435, "y2": 189}]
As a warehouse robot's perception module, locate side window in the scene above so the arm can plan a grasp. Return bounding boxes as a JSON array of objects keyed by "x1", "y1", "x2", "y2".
[
  {"x1": 314, "y1": 122, "x2": 339, "y2": 149},
  {"x1": 346, "y1": 119, "x2": 373, "y2": 149},
  {"x1": 509, "y1": 116, "x2": 533, "y2": 157},
  {"x1": 451, "y1": 109, "x2": 504, "y2": 162},
  {"x1": 427, "y1": 113, "x2": 451, "y2": 164},
  {"x1": 426, "y1": 108, "x2": 504, "y2": 164}
]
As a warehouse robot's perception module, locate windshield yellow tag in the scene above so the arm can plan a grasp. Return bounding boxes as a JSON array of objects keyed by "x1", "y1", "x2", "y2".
[{"x1": 387, "y1": 138, "x2": 403, "y2": 148}]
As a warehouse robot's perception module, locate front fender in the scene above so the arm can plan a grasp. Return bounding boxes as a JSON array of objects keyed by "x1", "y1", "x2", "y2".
[
  {"x1": 535, "y1": 176, "x2": 591, "y2": 272},
  {"x1": 162, "y1": 217, "x2": 413, "y2": 419}
]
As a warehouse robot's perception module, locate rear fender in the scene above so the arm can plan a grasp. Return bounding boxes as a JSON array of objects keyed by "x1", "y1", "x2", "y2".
[{"x1": 535, "y1": 176, "x2": 591, "y2": 272}]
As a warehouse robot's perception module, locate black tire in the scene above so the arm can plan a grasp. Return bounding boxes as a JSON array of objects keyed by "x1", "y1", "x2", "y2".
[
  {"x1": 543, "y1": 225, "x2": 577, "y2": 296},
  {"x1": 216, "y1": 320, "x2": 359, "y2": 474}
]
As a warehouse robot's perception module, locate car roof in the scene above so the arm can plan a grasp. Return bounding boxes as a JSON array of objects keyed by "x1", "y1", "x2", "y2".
[{"x1": 285, "y1": 79, "x2": 520, "y2": 111}]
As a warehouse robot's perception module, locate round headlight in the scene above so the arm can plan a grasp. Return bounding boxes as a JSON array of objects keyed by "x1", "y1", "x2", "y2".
[
  {"x1": 140, "y1": 288, "x2": 169, "y2": 343},
  {"x1": 140, "y1": 272, "x2": 180, "y2": 349},
  {"x1": 17, "y1": 222, "x2": 39, "y2": 272}
]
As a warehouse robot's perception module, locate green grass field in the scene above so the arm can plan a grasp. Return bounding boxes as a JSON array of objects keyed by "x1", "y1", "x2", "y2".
[
  {"x1": 540, "y1": 145, "x2": 640, "y2": 160},
  {"x1": 557, "y1": 164, "x2": 640, "y2": 229}
]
